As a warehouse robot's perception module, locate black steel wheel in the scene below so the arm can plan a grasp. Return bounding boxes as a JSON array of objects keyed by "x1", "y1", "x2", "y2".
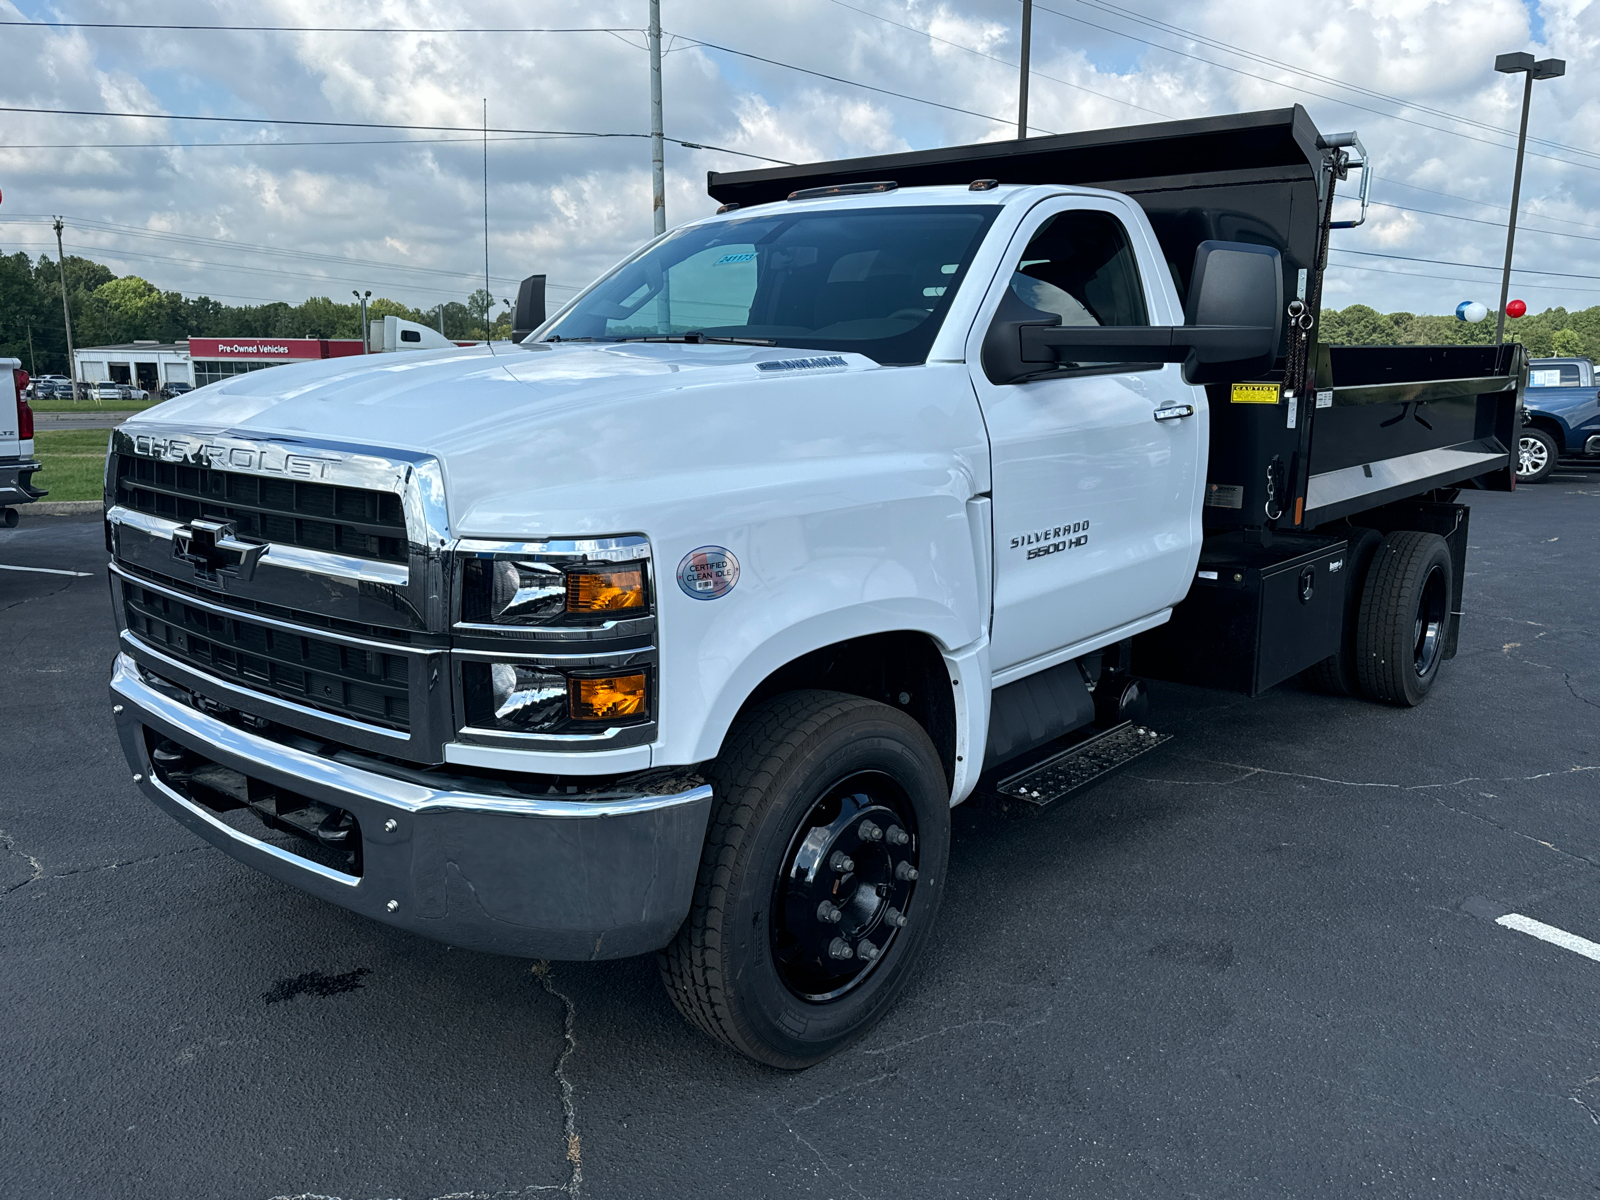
[
  {"x1": 1355, "y1": 531, "x2": 1455, "y2": 706},
  {"x1": 1517, "y1": 427, "x2": 1558, "y2": 484},
  {"x1": 659, "y1": 689, "x2": 949, "y2": 1069}
]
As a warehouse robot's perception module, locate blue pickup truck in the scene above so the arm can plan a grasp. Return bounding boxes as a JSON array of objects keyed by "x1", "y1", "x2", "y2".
[{"x1": 1520, "y1": 356, "x2": 1600, "y2": 483}]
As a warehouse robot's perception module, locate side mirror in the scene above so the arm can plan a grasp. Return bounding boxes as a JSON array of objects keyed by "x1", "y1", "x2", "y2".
[
  {"x1": 981, "y1": 240, "x2": 1284, "y2": 387},
  {"x1": 511, "y1": 274, "x2": 547, "y2": 344},
  {"x1": 1180, "y1": 240, "x2": 1283, "y2": 384}
]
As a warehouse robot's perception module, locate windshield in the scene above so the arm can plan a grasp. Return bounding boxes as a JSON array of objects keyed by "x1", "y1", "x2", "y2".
[{"x1": 543, "y1": 205, "x2": 999, "y2": 365}]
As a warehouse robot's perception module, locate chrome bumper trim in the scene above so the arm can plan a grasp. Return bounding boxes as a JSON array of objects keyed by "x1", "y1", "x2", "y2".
[{"x1": 110, "y1": 653, "x2": 714, "y2": 960}]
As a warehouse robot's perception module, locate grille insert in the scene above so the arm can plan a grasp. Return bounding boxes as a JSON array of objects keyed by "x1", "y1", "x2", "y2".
[
  {"x1": 123, "y1": 580, "x2": 412, "y2": 730},
  {"x1": 113, "y1": 454, "x2": 408, "y2": 564}
]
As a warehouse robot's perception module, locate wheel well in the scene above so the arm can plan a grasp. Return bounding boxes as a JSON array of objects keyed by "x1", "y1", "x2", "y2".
[
  {"x1": 1526, "y1": 415, "x2": 1565, "y2": 450},
  {"x1": 736, "y1": 631, "x2": 957, "y2": 786}
]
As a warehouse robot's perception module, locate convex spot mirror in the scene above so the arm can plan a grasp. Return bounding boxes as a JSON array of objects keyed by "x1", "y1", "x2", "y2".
[{"x1": 982, "y1": 239, "x2": 1284, "y2": 386}]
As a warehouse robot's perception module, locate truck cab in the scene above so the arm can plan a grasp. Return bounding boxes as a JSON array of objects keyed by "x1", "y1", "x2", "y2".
[
  {"x1": 105, "y1": 107, "x2": 1521, "y2": 1068},
  {"x1": 1519, "y1": 356, "x2": 1599, "y2": 482}
]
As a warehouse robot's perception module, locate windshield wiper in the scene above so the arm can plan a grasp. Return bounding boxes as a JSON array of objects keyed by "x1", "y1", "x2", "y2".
[
  {"x1": 543, "y1": 334, "x2": 597, "y2": 343},
  {"x1": 613, "y1": 333, "x2": 777, "y2": 346}
]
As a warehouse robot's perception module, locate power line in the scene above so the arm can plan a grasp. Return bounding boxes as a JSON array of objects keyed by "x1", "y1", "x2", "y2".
[
  {"x1": 1323, "y1": 259, "x2": 1600, "y2": 297},
  {"x1": 7, "y1": 134, "x2": 609, "y2": 150},
  {"x1": 667, "y1": 32, "x2": 1058, "y2": 135},
  {"x1": 0, "y1": 20, "x2": 638, "y2": 33},
  {"x1": 1371, "y1": 200, "x2": 1600, "y2": 246},
  {"x1": 1376, "y1": 175, "x2": 1600, "y2": 236},
  {"x1": 822, "y1": 0, "x2": 1171, "y2": 119},
  {"x1": 1028, "y1": 1, "x2": 1600, "y2": 175},
  {"x1": 0, "y1": 106, "x2": 789, "y2": 163},
  {"x1": 1329, "y1": 247, "x2": 1599, "y2": 281},
  {"x1": 1062, "y1": 0, "x2": 1600, "y2": 163}
]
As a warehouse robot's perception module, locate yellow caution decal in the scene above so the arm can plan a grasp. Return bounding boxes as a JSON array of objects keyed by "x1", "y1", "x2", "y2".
[{"x1": 1230, "y1": 382, "x2": 1280, "y2": 404}]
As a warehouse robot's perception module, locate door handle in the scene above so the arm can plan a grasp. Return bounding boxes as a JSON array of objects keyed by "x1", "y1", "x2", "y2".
[{"x1": 1153, "y1": 404, "x2": 1195, "y2": 421}]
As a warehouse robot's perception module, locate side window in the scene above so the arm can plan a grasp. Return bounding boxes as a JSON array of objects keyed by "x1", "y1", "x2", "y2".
[{"x1": 1008, "y1": 210, "x2": 1148, "y2": 328}]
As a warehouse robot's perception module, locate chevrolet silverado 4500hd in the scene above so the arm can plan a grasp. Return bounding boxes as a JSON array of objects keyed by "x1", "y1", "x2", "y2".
[{"x1": 106, "y1": 108, "x2": 1522, "y2": 1067}]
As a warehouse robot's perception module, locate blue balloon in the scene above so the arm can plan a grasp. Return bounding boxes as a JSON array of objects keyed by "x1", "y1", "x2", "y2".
[{"x1": 1456, "y1": 301, "x2": 1488, "y2": 323}]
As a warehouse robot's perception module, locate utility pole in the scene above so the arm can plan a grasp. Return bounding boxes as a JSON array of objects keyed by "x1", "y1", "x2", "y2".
[
  {"x1": 52, "y1": 217, "x2": 79, "y2": 401},
  {"x1": 1017, "y1": 0, "x2": 1033, "y2": 140},
  {"x1": 483, "y1": 98, "x2": 491, "y2": 299},
  {"x1": 26, "y1": 324, "x2": 36, "y2": 377},
  {"x1": 649, "y1": 0, "x2": 666, "y2": 236},
  {"x1": 1492, "y1": 52, "x2": 1565, "y2": 345}
]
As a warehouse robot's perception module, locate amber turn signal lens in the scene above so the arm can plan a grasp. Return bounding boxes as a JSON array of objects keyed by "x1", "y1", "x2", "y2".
[
  {"x1": 565, "y1": 566, "x2": 646, "y2": 613},
  {"x1": 569, "y1": 673, "x2": 648, "y2": 721}
]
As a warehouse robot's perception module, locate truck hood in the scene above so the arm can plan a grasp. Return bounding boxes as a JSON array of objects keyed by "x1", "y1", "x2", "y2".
[{"x1": 121, "y1": 341, "x2": 917, "y2": 537}]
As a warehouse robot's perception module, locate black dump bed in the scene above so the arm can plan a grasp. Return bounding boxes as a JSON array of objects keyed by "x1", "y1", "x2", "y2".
[{"x1": 709, "y1": 106, "x2": 1524, "y2": 536}]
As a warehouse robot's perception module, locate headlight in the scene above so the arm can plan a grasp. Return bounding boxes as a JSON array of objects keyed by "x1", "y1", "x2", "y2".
[
  {"x1": 461, "y1": 661, "x2": 652, "y2": 733},
  {"x1": 457, "y1": 537, "x2": 652, "y2": 629}
]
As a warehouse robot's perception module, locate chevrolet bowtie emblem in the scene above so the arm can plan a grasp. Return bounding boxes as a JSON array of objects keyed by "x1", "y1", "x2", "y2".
[{"x1": 171, "y1": 518, "x2": 268, "y2": 585}]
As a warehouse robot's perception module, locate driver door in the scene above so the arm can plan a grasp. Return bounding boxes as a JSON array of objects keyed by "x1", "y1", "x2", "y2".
[{"x1": 968, "y1": 198, "x2": 1206, "y2": 675}]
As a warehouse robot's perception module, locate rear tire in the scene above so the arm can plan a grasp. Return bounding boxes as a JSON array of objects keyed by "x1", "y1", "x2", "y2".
[
  {"x1": 659, "y1": 689, "x2": 950, "y2": 1069},
  {"x1": 1303, "y1": 527, "x2": 1384, "y2": 696},
  {"x1": 1354, "y1": 531, "x2": 1454, "y2": 706},
  {"x1": 1517, "y1": 426, "x2": 1558, "y2": 484}
]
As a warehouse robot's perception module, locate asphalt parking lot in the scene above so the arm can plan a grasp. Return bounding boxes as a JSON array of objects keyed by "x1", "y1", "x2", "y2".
[{"x1": 3, "y1": 463, "x2": 1597, "y2": 1200}]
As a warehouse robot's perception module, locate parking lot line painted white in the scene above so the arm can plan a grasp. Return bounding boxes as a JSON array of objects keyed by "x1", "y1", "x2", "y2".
[
  {"x1": 0, "y1": 564, "x2": 94, "y2": 578},
  {"x1": 1496, "y1": 914, "x2": 1600, "y2": 964}
]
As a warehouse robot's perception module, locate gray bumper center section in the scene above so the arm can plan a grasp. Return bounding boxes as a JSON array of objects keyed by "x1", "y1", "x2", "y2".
[{"x1": 109, "y1": 654, "x2": 713, "y2": 960}]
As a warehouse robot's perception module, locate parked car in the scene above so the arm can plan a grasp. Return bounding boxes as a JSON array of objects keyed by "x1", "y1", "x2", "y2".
[
  {"x1": 1, "y1": 362, "x2": 44, "y2": 525},
  {"x1": 92, "y1": 381, "x2": 127, "y2": 402},
  {"x1": 1519, "y1": 356, "x2": 1600, "y2": 482},
  {"x1": 158, "y1": 381, "x2": 193, "y2": 400}
]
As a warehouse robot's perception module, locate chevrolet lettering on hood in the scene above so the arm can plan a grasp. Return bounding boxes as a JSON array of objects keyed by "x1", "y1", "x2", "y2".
[{"x1": 129, "y1": 433, "x2": 340, "y2": 478}]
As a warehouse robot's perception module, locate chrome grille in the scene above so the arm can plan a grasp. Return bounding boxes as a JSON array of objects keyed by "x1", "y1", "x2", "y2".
[
  {"x1": 121, "y1": 578, "x2": 412, "y2": 730},
  {"x1": 111, "y1": 453, "x2": 407, "y2": 564}
]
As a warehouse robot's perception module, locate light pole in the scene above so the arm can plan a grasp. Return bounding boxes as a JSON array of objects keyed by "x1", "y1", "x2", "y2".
[
  {"x1": 1493, "y1": 52, "x2": 1565, "y2": 346},
  {"x1": 353, "y1": 289, "x2": 371, "y2": 352},
  {"x1": 648, "y1": 0, "x2": 665, "y2": 236},
  {"x1": 1017, "y1": 0, "x2": 1032, "y2": 140},
  {"x1": 52, "y1": 217, "x2": 79, "y2": 401}
]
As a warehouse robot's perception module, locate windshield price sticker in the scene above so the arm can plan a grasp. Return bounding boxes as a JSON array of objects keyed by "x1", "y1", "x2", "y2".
[
  {"x1": 677, "y1": 546, "x2": 741, "y2": 600},
  {"x1": 1230, "y1": 382, "x2": 1280, "y2": 404}
]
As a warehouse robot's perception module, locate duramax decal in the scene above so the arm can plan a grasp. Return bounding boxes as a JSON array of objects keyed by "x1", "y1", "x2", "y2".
[{"x1": 1011, "y1": 521, "x2": 1090, "y2": 561}]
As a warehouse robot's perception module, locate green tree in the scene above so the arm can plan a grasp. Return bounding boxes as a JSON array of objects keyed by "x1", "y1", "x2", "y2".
[{"x1": 1551, "y1": 328, "x2": 1585, "y2": 357}]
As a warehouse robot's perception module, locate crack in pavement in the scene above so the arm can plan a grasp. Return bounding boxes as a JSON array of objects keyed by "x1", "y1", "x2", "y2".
[
  {"x1": 861, "y1": 1011, "x2": 1052, "y2": 1057},
  {"x1": 0, "y1": 829, "x2": 44, "y2": 895},
  {"x1": 532, "y1": 962, "x2": 584, "y2": 1197},
  {"x1": 775, "y1": 1113, "x2": 874, "y2": 1200},
  {"x1": 2, "y1": 574, "x2": 78, "y2": 613},
  {"x1": 1564, "y1": 673, "x2": 1600, "y2": 711}
]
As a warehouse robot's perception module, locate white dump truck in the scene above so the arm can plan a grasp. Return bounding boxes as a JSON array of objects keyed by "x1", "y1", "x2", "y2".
[{"x1": 106, "y1": 107, "x2": 1522, "y2": 1067}]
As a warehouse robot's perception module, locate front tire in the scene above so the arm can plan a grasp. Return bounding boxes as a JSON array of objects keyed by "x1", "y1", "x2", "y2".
[
  {"x1": 1355, "y1": 531, "x2": 1454, "y2": 706},
  {"x1": 659, "y1": 690, "x2": 950, "y2": 1069},
  {"x1": 1517, "y1": 426, "x2": 1558, "y2": 483}
]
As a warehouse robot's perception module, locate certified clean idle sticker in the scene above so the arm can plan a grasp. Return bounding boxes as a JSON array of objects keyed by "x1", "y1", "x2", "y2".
[{"x1": 676, "y1": 546, "x2": 740, "y2": 600}]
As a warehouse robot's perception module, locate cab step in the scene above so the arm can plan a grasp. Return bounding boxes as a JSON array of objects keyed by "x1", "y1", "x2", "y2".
[{"x1": 994, "y1": 721, "x2": 1170, "y2": 807}]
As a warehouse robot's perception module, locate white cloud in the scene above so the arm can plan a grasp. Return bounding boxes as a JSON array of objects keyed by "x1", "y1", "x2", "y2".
[{"x1": 0, "y1": 0, "x2": 1595, "y2": 316}]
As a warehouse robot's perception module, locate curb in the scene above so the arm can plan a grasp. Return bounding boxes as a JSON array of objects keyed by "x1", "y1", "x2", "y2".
[{"x1": 10, "y1": 500, "x2": 102, "y2": 516}]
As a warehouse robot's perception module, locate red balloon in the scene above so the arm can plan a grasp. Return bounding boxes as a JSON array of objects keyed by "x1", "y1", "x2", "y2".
[{"x1": 1506, "y1": 299, "x2": 1527, "y2": 318}]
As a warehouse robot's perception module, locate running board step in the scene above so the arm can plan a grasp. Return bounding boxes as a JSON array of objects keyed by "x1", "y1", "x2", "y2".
[{"x1": 995, "y1": 722, "x2": 1170, "y2": 807}]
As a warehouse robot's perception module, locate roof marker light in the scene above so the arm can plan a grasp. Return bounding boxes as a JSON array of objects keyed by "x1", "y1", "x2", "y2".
[
  {"x1": 969, "y1": 179, "x2": 1000, "y2": 191},
  {"x1": 786, "y1": 180, "x2": 898, "y2": 202}
]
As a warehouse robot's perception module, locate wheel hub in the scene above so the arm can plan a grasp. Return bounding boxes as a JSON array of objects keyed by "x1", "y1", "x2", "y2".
[
  {"x1": 1413, "y1": 563, "x2": 1448, "y2": 677},
  {"x1": 1519, "y1": 435, "x2": 1548, "y2": 475},
  {"x1": 772, "y1": 775, "x2": 919, "y2": 1002}
]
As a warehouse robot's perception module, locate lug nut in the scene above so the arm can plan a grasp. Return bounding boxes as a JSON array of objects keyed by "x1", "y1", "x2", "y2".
[
  {"x1": 885, "y1": 906, "x2": 908, "y2": 928},
  {"x1": 817, "y1": 901, "x2": 842, "y2": 924},
  {"x1": 386, "y1": 900, "x2": 399, "y2": 913},
  {"x1": 828, "y1": 937, "x2": 854, "y2": 960},
  {"x1": 112, "y1": 705, "x2": 124, "y2": 714},
  {"x1": 858, "y1": 820, "x2": 883, "y2": 842},
  {"x1": 384, "y1": 819, "x2": 398, "y2": 833},
  {"x1": 895, "y1": 861, "x2": 919, "y2": 882},
  {"x1": 885, "y1": 824, "x2": 909, "y2": 846},
  {"x1": 829, "y1": 851, "x2": 855, "y2": 873},
  {"x1": 857, "y1": 942, "x2": 881, "y2": 962}
]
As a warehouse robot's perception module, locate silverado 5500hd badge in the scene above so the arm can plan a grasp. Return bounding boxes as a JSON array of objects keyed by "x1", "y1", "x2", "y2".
[{"x1": 1012, "y1": 521, "x2": 1090, "y2": 560}]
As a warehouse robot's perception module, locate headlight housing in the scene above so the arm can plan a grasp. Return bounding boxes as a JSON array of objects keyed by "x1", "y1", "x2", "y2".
[
  {"x1": 451, "y1": 536, "x2": 657, "y2": 747},
  {"x1": 457, "y1": 536, "x2": 652, "y2": 631}
]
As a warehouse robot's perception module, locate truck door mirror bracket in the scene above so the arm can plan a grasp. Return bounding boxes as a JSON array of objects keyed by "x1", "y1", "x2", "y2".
[{"x1": 983, "y1": 240, "x2": 1283, "y2": 387}]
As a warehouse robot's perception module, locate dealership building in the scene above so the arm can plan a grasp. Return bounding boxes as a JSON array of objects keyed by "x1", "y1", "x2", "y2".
[{"x1": 74, "y1": 336, "x2": 365, "y2": 393}]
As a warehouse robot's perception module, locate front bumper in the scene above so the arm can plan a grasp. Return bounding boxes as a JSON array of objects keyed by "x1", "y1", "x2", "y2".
[
  {"x1": 0, "y1": 457, "x2": 44, "y2": 507},
  {"x1": 109, "y1": 653, "x2": 713, "y2": 960}
]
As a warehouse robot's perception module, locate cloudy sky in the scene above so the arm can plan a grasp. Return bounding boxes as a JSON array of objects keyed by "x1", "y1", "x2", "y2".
[{"x1": 1, "y1": 0, "x2": 1595, "y2": 319}]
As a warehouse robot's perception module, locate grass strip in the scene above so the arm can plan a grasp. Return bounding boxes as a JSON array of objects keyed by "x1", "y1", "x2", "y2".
[{"x1": 30, "y1": 429, "x2": 111, "y2": 502}]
